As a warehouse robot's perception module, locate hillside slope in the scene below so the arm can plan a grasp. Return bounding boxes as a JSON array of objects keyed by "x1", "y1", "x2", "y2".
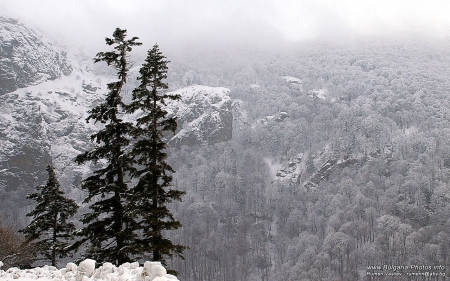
[
  {"x1": 0, "y1": 16, "x2": 72, "y2": 95},
  {"x1": 0, "y1": 18, "x2": 235, "y2": 216}
]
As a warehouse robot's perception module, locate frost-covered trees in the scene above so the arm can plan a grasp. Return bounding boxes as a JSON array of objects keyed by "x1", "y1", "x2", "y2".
[
  {"x1": 75, "y1": 28, "x2": 141, "y2": 265},
  {"x1": 20, "y1": 165, "x2": 78, "y2": 267},
  {"x1": 126, "y1": 44, "x2": 186, "y2": 270}
]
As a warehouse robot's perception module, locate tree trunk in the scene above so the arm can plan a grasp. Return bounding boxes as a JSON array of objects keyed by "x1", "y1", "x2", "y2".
[{"x1": 52, "y1": 212, "x2": 57, "y2": 267}]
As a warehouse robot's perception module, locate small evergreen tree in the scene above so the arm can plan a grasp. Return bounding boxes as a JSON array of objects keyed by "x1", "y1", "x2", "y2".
[
  {"x1": 20, "y1": 165, "x2": 78, "y2": 267},
  {"x1": 75, "y1": 28, "x2": 141, "y2": 265},
  {"x1": 126, "y1": 44, "x2": 186, "y2": 271}
]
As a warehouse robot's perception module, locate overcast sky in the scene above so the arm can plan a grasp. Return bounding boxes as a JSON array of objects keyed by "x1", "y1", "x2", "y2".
[{"x1": 3, "y1": 0, "x2": 450, "y2": 53}]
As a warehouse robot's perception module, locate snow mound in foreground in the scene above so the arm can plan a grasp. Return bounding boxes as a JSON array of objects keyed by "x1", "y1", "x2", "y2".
[{"x1": 0, "y1": 259, "x2": 178, "y2": 281}]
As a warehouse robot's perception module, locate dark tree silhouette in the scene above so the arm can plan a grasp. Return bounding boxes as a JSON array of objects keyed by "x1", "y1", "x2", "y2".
[
  {"x1": 126, "y1": 44, "x2": 186, "y2": 273},
  {"x1": 20, "y1": 165, "x2": 78, "y2": 267},
  {"x1": 75, "y1": 28, "x2": 141, "y2": 265}
]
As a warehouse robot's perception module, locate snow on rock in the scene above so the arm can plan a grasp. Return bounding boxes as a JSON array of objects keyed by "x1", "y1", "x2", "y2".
[
  {"x1": 307, "y1": 88, "x2": 328, "y2": 100},
  {"x1": 274, "y1": 154, "x2": 303, "y2": 183},
  {"x1": 142, "y1": 262, "x2": 172, "y2": 281},
  {"x1": 281, "y1": 76, "x2": 303, "y2": 91},
  {"x1": 0, "y1": 260, "x2": 179, "y2": 281},
  {"x1": 76, "y1": 259, "x2": 95, "y2": 280},
  {"x1": 0, "y1": 58, "x2": 103, "y2": 213},
  {"x1": 0, "y1": 76, "x2": 234, "y2": 216},
  {"x1": 0, "y1": 21, "x2": 235, "y2": 216},
  {"x1": 254, "y1": 111, "x2": 289, "y2": 127},
  {"x1": 282, "y1": 76, "x2": 302, "y2": 84},
  {"x1": 167, "y1": 85, "x2": 233, "y2": 147},
  {"x1": 0, "y1": 16, "x2": 72, "y2": 95}
]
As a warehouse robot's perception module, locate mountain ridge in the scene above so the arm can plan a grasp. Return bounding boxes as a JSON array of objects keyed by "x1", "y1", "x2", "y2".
[
  {"x1": 0, "y1": 18, "x2": 235, "y2": 216},
  {"x1": 0, "y1": 16, "x2": 72, "y2": 95}
]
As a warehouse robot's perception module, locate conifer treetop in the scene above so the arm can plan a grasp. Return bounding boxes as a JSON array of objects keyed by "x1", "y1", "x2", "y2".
[
  {"x1": 85, "y1": 28, "x2": 142, "y2": 125},
  {"x1": 94, "y1": 28, "x2": 142, "y2": 82}
]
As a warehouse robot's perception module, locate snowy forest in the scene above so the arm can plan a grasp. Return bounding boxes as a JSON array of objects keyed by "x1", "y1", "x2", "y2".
[
  {"x1": 2, "y1": 17, "x2": 450, "y2": 281},
  {"x1": 163, "y1": 39, "x2": 450, "y2": 280}
]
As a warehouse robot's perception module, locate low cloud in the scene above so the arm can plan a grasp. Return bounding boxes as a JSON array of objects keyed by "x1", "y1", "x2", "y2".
[{"x1": 2, "y1": 0, "x2": 450, "y2": 55}]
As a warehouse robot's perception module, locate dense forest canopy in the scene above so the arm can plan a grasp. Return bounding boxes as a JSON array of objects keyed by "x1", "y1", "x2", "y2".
[{"x1": 160, "y1": 38, "x2": 450, "y2": 280}]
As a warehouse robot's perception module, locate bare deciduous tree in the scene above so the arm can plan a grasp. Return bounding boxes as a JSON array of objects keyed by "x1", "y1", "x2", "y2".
[{"x1": 0, "y1": 214, "x2": 38, "y2": 269}]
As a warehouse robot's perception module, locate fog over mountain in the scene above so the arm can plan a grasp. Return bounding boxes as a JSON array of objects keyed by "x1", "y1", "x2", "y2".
[
  {"x1": 3, "y1": 0, "x2": 450, "y2": 55},
  {"x1": 2, "y1": 1, "x2": 450, "y2": 281}
]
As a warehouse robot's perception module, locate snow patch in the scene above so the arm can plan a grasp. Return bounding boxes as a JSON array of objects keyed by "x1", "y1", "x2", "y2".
[
  {"x1": 404, "y1": 126, "x2": 418, "y2": 136},
  {"x1": 274, "y1": 154, "x2": 303, "y2": 183},
  {"x1": 166, "y1": 85, "x2": 230, "y2": 116},
  {"x1": 307, "y1": 89, "x2": 328, "y2": 100},
  {"x1": 282, "y1": 76, "x2": 302, "y2": 84},
  {"x1": 254, "y1": 112, "x2": 289, "y2": 127},
  {"x1": 264, "y1": 157, "x2": 283, "y2": 180},
  {"x1": 166, "y1": 85, "x2": 232, "y2": 145},
  {"x1": 0, "y1": 260, "x2": 178, "y2": 281},
  {"x1": 76, "y1": 259, "x2": 95, "y2": 280}
]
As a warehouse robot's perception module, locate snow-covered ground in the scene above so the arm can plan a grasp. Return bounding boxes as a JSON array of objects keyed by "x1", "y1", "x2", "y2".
[{"x1": 0, "y1": 260, "x2": 178, "y2": 281}]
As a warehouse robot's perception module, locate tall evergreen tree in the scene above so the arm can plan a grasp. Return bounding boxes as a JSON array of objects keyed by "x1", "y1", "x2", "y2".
[
  {"x1": 126, "y1": 44, "x2": 186, "y2": 271},
  {"x1": 20, "y1": 165, "x2": 78, "y2": 267},
  {"x1": 75, "y1": 28, "x2": 141, "y2": 265}
]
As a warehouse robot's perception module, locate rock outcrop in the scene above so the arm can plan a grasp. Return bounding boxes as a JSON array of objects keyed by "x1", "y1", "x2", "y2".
[
  {"x1": 0, "y1": 81, "x2": 234, "y2": 214},
  {"x1": 0, "y1": 18, "x2": 234, "y2": 214},
  {"x1": 0, "y1": 16, "x2": 72, "y2": 96},
  {"x1": 167, "y1": 85, "x2": 233, "y2": 147}
]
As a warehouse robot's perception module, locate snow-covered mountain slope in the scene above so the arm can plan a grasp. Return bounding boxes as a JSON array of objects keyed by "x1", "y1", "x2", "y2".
[
  {"x1": 0, "y1": 17, "x2": 72, "y2": 95},
  {"x1": 0, "y1": 66, "x2": 233, "y2": 216},
  {"x1": 0, "y1": 17, "x2": 234, "y2": 215},
  {"x1": 167, "y1": 85, "x2": 233, "y2": 147},
  {"x1": 0, "y1": 79, "x2": 234, "y2": 214},
  {"x1": 0, "y1": 62, "x2": 105, "y2": 213}
]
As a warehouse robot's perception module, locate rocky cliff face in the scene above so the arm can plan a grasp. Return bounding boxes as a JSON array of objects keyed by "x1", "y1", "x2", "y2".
[
  {"x1": 167, "y1": 85, "x2": 233, "y2": 147},
  {"x1": 272, "y1": 145, "x2": 379, "y2": 190},
  {"x1": 0, "y1": 81, "x2": 234, "y2": 214},
  {"x1": 0, "y1": 84, "x2": 234, "y2": 212},
  {"x1": 0, "y1": 73, "x2": 102, "y2": 213},
  {"x1": 0, "y1": 18, "x2": 235, "y2": 215},
  {"x1": 0, "y1": 16, "x2": 72, "y2": 96}
]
